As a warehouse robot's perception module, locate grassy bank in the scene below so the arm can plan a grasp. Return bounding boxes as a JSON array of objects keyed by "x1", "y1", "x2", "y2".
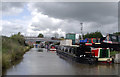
[
  {"x1": 110, "y1": 51, "x2": 120, "y2": 56},
  {"x1": 2, "y1": 33, "x2": 31, "y2": 70}
]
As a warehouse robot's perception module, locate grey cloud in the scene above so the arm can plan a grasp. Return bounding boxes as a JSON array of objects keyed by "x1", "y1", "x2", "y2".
[
  {"x1": 28, "y1": 2, "x2": 118, "y2": 36},
  {"x1": 2, "y1": 2, "x2": 118, "y2": 37},
  {"x1": 2, "y1": 2, "x2": 25, "y2": 15},
  {"x1": 31, "y1": 2, "x2": 118, "y2": 24}
]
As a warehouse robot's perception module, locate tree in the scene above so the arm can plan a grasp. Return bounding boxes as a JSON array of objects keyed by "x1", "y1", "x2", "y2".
[
  {"x1": 51, "y1": 37, "x2": 55, "y2": 40},
  {"x1": 18, "y1": 32, "x2": 21, "y2": 35},
  {"x1": 83, "y1": 31, "x2": 103, "y2": 39},
  {"x1": 59, "y1": 36, "x2": 64, "y2": 40},
  {"x1": 60, "y1": 37, "x2": 64, "y2": 39},
  {"x1": 38, "y1": 33, "x2": 44, "y2": 38},
  {"x1": 113, "y1": 32, "x2": 120, "y2": 35},
  {"x1": 11, "y1": 32, "x2": 25, "y2": 46}
]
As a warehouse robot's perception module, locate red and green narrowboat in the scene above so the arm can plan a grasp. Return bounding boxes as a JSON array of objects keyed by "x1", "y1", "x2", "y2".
[{"x1": 91, "y1": 48, "x2": 113, "y2": 64}]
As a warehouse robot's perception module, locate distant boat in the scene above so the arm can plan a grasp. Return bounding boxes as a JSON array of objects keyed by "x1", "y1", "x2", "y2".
[{"x1": 49, "y1": 45, "x2": 56, "y2": 51}]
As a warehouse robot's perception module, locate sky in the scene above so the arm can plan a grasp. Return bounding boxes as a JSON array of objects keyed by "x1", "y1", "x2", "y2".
[{"x1": 1, "y1": 1, "x2": 119, "y2": 38}]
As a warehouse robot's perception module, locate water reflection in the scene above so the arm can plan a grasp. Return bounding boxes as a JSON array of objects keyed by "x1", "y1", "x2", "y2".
[
  {"x1": 37, "y1": 48, "x2": 43, "y2": 52},
  {"x1": 5, "y1": 48, "x2": 119, "y2": 75}
]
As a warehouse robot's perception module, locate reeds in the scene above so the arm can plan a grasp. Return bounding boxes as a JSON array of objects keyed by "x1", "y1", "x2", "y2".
[{"x1": 2, "y1": 36, "x2": 30, "y2": 70}]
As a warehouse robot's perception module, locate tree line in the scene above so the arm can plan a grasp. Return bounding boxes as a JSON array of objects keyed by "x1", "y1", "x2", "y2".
[
  {"x1": 38, "y1": 31, "x2": 120, "y2": 40},
  {"x1": 80, "y1": 31, "x2": 120, "y2": 39}
]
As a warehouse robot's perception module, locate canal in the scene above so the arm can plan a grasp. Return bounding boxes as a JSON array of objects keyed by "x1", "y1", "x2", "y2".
[{"x1": 4, "y1": 48, "x2": 119, "y2": 75}]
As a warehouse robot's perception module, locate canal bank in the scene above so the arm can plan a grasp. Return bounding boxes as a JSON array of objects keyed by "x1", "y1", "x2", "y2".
[
  {"x1": 2, "y1": 46, "x2": 31, "y2": 75},
  {"x1": 4, "y1": 48, "x2": 119, "y2": 75},
  {"x1": 2, "y1": 35, "x2": 32, "y2": 75}
]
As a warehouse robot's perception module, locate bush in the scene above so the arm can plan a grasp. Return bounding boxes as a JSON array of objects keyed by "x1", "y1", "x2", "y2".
[
  {"x1": 2, "y1": 54, "x2": 11, "y2": 69},
  {"x1": 2, "y1": 33, "x2": 30, "y2": 70},
  {"x1": 83, "y1": 31, "x2": 103, "y2": 39},
  {"x1": 110, "y1": 51, "x2": 120, "y2": 56}
]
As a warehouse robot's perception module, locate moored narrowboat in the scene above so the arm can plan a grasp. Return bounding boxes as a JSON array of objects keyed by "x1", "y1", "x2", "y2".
[
  {"x1": 56, "y1": 38, "x2": 114, "y2": 64},
  {"x1": 49, "y1": 44, "x2": 56, "y2": 51},
  {"x1": 56, "y1": 44, "x2": 97, "y2": 64},
  {"x1": 91, "y1": 48, "x2": 113, "y2": 64}
]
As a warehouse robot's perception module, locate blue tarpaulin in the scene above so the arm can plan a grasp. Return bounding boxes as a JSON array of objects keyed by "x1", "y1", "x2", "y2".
[{"x1": 80, "y1": 38, "x2": 87, "y2": 43}]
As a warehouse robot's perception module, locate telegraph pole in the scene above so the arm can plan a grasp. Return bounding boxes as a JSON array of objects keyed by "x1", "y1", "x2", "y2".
[{"x1": 80, "y1": 23, "x2": 83, "y2": 40}]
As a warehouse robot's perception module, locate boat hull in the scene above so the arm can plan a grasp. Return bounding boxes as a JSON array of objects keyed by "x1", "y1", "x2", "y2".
[{"x1": 56, "y1": 49, "x2": 97, "y2": 64}]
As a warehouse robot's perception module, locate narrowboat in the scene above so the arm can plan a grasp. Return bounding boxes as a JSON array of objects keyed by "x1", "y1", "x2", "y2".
[
  {"x1": 91, "y1": 47, "x2": 113, "y2": 64},
  {"x1": 80, "y1": 37, "x2": 114, "y2": 64},
  {"x1": 56, "y1": 44, "x2": 97, "y2": 64},
  {"x1": 80, "y1": 34, "x2": 120, "y2": 51},
  {"x1": 56, "y1": 38, "x2": 114, "y2": 64},
  {"x1": 49, "y1": 44, "x2": 56, "y2": 51}
]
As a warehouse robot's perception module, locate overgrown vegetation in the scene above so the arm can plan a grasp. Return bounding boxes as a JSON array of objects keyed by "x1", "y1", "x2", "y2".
[
  {"x1": 2, "y1": 32, "x2": 31, "y2": 70},
  {"x1": 110, "y1": 51, "x2": 120, "y2": 56}
]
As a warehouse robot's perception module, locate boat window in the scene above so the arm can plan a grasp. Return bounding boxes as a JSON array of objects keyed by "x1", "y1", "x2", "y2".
[
  {"x1": 118, "y1": 36, "x2": 120, "y2": 42},
  {"x1": 69, "y1": 48, "x2": 71, "y2": 53},
  {"x1": 111, "y1": 35, "x2": 117, "y2": 42},
  {"x1": 89, "y1": 39, "x2": 91, "y2": 43},
  {"x1": 65, "y1": 48, "x2": 68, "y2": 52},
  {"x1": 62, "y1": 47, "x2": 64, "y2": 51},
  {"x1": 100, "y1": 49, "x2": 108, "y2": 58},
  {"x1": 93, "y1": 38, "x2": 96, "y2": 43},
  {"x1": 71, "y1": 48, "x2": 73, "y2": 54},
  {"x1": 72, "y1": 48, "x2": 75, "y2": 54}
]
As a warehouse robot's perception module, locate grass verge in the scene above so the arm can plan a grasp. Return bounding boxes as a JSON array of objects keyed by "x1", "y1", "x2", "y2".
[{"x1": 2, "y1": 33, "x2": 32, "y2": 72}]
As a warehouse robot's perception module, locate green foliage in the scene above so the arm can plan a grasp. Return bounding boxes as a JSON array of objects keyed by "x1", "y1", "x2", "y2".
[
  {"x1": 11, "y1": 32, "x2": 25, "y2": 46},
  {"x1": 51, "y1": 37, "x2": 55, "y2": 40},
  {"x1": 60, "y1": 37, "x2": 64, "y2": 39},
  {"x1": 36, "y1": 41, "x2": 41, "y2": 44},
  {"x1": 110, "y1": 51, "x2": 120, "y2": 56},
  {"x1": 54, "y1": 42, "x2": 60, "y2": 45},
  {"x1": 38, "y1": 33, "x2": 44, "y2": 38},
  {"x1": 83, "y1": 31, "x2": 103, "y2": 39},
  {"x1": 58, "y1": 37, "x2": 65, "y2": 40},
  {"x1": 2, "y1": 54, "x2": 11, "y2": 69},
  {"x1": 113, "y1": 32, "x2": 120, "y2": 35},
  {"x1": 2, "y1": 32, "x2": 30, "y2": 69}
]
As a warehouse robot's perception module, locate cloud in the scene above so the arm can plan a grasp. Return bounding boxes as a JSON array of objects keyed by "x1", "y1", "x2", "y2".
[
  {"x1": 1, "y1": 2, "x2": 31, "y2": 36},
  {"x1": 1, "y1": 2, "x2": 118, "y2": 37},
  {"x1": 28, "y1": 2, "x2": 118, "y2": 23},
  {"x1": 2, "y1": 19, "x2": 29, "y2": 36},
  {"x1": 31, "y1": 12, "x2": 62, "y2": 31},
  {"x1": 27, "y1": 2, "x2": 118, "y2": 36},
  {"x1": 26, "y1": 10, "x2": 65, "y2": 37},
  {"x1": 2, "y1": 2, "x2": 25, "y2": 15}
]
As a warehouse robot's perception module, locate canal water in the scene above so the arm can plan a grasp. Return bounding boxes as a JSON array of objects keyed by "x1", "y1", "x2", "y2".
[{"x1": 4, "y1": 48, "x2": 119, "y2": 75}]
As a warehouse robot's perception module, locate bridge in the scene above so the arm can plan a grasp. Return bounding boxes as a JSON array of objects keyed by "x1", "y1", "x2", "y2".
[{"x1": 24, "y1": 37, "x2": 60, "y2": 45}]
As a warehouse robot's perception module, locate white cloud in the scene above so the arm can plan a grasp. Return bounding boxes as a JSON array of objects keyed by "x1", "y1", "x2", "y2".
[
  {"x1": 1, "y1": 2, "x2": 118, "y2": 38},
  {"x1": 26, "y1": 8, "x2": 65, "y2": 37},
  {"x1": 2, "y1": 19, "x2": 30, "y2": 36},
  {"x1": 26, "y1": 2, "x2": 118, "y2": 37}
]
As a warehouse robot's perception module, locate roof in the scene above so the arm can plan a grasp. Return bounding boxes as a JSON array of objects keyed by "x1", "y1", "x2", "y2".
[{"x1": 66, "y1": 33, "x2": 76, "y2": 35}]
